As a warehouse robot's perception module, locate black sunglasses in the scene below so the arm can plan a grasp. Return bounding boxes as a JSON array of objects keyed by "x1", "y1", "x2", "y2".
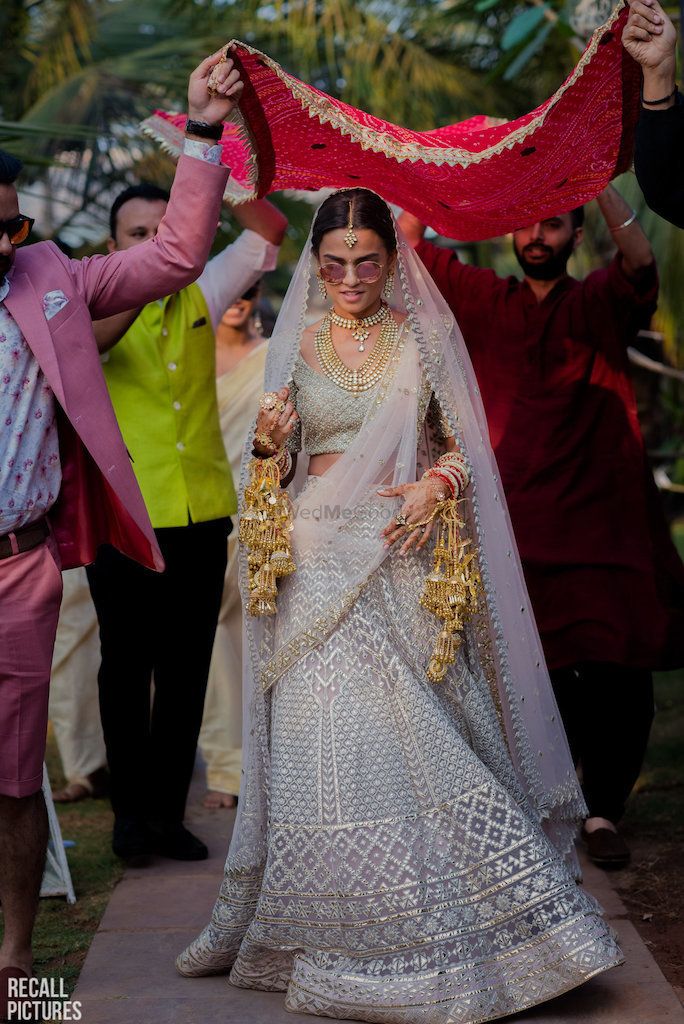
[{"x1": 0, "y1": 215, "x2": 35, "y2": 245}]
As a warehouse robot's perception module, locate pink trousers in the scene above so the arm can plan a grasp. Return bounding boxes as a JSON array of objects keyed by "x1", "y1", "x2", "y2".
[{"x1": 0, "y1": 537, "x2": 63, "y2": 797}]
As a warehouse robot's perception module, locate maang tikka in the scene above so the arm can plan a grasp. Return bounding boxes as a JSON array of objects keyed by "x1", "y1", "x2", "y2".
[{"x1": 344, "y1": 201, "x2": 358, "y2": 249}]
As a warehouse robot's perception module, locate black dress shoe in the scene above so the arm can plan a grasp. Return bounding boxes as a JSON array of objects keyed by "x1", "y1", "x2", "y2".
[
  {"x1": 112, "y1": 818, "x2": 154, "y2": 866},
  {"x1": 148, "y1": 822, "x2": 208, "y2": 861},
  {"x1": 582, "y1": 826, "x2": 630, "y2": 870}
]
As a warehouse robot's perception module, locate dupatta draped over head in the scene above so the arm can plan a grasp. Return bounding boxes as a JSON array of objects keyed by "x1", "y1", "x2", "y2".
[{"x1": 144, "y1": 2, "x2": 638, "y2": 240}]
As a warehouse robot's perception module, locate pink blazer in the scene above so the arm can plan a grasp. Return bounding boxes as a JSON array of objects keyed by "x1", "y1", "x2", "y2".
[{"x1": 4, "y1": 154, "x2": 230, "y2": 571}]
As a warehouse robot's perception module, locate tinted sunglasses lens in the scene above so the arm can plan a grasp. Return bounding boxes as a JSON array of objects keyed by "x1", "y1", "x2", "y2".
[
  {"x1": 357, "y1": 262, "x2": 382, "y2": 283},
  {"x1": 320, "y1": 264, "x2": 344, "y2": 284},
  {"x1": 7, "y1": 218, "x2": 32, "y2": 244}
]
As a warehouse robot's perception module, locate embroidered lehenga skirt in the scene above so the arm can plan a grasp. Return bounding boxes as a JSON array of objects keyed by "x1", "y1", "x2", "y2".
[{"x1": 178, "y1": 543, "x2": 623, "y2": 1023}]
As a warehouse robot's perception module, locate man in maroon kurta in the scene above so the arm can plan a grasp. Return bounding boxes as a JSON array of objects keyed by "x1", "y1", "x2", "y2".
[{"x1": 400, "y1": 186, "x2": 684, "y2": 868}]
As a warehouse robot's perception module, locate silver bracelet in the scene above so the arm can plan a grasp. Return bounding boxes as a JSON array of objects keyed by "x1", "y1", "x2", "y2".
[{"x1": 609, "y1": 211, "x2": 637, "y2": 233}]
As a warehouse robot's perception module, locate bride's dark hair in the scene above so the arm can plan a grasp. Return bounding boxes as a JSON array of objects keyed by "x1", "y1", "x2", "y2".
[{"x1": 311, "y1": 189, "x2": 396, "y2": 257}]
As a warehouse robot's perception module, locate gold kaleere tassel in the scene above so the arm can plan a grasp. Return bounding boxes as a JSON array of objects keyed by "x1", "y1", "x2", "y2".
[
  {"x1": 420, "y1": 500, "x2": 481, "y2": 683},
  {"x1": 240, "y1": 457, "x2": 296, "y2": 617}
]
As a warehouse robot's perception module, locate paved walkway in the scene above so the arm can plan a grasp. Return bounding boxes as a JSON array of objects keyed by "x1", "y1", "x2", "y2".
[{"x1": 73, "y1": 774, "x2": 684, "y2": 1024}]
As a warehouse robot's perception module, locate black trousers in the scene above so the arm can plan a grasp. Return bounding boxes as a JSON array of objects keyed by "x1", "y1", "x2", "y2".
[
  {"x1": 550, "y1": 661, "x2": 654, "y2": 824},
  {"x1": 87, "y1": 517, "x2": 230, "y2": 825}
]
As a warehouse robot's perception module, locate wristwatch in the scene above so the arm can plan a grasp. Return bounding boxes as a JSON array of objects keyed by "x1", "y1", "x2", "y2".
[{"x1": 185, "y1": 118, "x2": 223, "y2": 142}]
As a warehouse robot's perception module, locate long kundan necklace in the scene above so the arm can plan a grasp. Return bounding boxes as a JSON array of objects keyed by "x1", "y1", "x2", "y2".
[{"x1": 315, "y1": 310, "x2": 399, "y2": 393}]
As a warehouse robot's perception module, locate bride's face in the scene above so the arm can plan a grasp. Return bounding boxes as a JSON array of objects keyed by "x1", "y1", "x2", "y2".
[{"x1": 317, "y1": 227, "x2": 395, "y2": 318}]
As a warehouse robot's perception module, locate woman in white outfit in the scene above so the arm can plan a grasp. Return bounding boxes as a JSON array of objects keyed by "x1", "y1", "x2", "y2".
[{"x1": 177, "y1": 189, "x2": 622, "y2": 1023}]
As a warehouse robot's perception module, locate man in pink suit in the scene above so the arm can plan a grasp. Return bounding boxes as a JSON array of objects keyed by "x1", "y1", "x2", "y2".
[{"x1": 0, "y1": 49, "x2": 242, "y2": 1006}]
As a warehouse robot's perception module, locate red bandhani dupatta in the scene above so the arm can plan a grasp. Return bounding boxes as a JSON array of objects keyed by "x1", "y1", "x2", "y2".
[{"x1": 143, "y1": 2, "x2": 639, "y2": 240}]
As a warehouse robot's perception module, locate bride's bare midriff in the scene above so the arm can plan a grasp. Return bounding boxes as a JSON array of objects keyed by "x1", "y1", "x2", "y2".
[{"x1": 307, "y1": 452, "x2": 343, "y2": 475}]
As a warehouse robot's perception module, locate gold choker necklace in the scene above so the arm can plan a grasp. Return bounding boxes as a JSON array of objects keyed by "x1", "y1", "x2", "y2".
[
  {"x1": 329, "y1": 302, "x2": 390, "y2": 351},
  {"x1": 315, "y1": 312, "x2": 399, "y2": 393}
]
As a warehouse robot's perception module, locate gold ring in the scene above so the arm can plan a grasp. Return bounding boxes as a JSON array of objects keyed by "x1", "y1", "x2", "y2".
[
  {"x1": 395, "y1": 514, "x2": 408, "y2": 527},
  {"x1": 260, "y1": 392, "x2": 285, "y2": 413}
]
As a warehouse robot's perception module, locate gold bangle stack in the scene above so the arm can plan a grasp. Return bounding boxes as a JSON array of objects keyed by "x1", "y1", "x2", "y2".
[{"x1": 254, "y1": 431, "x2": 278, "y2": 453}]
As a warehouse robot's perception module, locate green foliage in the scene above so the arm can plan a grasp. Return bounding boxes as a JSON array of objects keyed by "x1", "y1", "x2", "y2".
[
  {"x1": 0, "y1": 0, "x2": 32, "y2": 121},
  {"x1": 627, "y1": 657, "x2": 684, "y2": 833},
  {"x1": 501, "y1": 5, "x2": 549, "y2": 51}
]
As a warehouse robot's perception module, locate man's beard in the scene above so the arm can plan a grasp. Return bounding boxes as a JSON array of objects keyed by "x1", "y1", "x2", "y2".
[
  {"x1": 514, "y1": 235, "x2": 575, "y2": 281},
  {"x1": 0, "y1": 254, "x2": 12, "y2": 278}
]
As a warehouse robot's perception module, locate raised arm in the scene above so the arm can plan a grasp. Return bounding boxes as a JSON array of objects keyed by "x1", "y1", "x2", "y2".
[
  {"x1": 69, "y1": 50, "x2": 243, "y2": 319},
  {"x1": 229, "y1": 198, "x2": 288, "y2": 246},
  {"x1": 397, "y1": 211, "x2": 427, "y2": 247},
  {"x1": 623, "y1": 0, "x2": 684, "y2": 227},
  {"x1": 596, "y1": 184, "x2": 654, "y2": 276},
  {"x1": 397, "y1": 210, "x2": 500, "y2": 328},
  {"x1": 196, "y1": 198, "x2": 287, "y2": 329}
]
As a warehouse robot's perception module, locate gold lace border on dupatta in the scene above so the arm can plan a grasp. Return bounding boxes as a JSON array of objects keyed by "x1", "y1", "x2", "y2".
[
  {"x1": 223, "y1": 3, "x2": 624, "y2": 174},
  {"x1": 141, "y1": 2, "x2": 624, "y2": 208},
  {"x1": 140, "y1": 108, "x2": 260, "y2": 205}
]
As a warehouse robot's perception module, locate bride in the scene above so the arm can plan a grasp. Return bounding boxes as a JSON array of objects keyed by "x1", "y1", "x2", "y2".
[{"x1": 176, "y1": 187, "x2": 622, "y2": 1022}]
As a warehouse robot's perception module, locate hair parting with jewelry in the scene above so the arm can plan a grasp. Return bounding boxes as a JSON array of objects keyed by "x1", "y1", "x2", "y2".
[{"x1": 311, "y1": 189, "x2": 397, "y2": 257}]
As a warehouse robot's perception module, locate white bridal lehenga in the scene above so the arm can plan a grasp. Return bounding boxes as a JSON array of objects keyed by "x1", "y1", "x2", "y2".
[{"x1": 177, "y1": 210, "x2": 623, "y2": 1023}]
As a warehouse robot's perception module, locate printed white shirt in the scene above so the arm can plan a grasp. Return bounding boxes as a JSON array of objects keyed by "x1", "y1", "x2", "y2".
[{"x1": 0, "y1": 275, "x2": 61, "y2": 534}]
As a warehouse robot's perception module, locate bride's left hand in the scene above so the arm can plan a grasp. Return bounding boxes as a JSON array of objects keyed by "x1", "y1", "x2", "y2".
[{"x1": 378, "y1": 478, "x2": 447, "y2": 555}]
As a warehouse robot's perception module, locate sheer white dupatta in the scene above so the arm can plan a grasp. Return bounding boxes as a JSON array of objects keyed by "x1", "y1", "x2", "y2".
[{"x1": 229, "y1": 199, "x2": 586, "y2": 900}]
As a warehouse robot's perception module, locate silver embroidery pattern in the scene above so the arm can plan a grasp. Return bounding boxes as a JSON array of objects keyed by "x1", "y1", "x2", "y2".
[
  {"x1": 176, "y1": 240, "x2": 620, "y2": 1020},
  {"x1": 177, "y1": 547, "x2": 622, "y2": 1020}
]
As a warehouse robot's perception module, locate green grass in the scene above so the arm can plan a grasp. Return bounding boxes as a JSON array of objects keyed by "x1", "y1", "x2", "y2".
[
  {"x1": 624, "y1": 668, "x2": 684, "y2": 836},
  {"x1": 623, "y1": 519, "x2": 684, "y2": 837}
]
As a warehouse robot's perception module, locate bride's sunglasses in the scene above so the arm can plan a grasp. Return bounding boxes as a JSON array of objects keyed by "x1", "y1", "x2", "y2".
[
  {"x1": 319, "y1": 260, "x2": 384, "y2": 285},
  {"x1": 0, "y1": 215, "x2": 35, "y2": 245}
]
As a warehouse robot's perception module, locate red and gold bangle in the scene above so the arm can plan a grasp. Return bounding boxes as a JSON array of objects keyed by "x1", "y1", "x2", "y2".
[
  {"x1": 435, "y1": 453, "x2": 469, "y2": 492},
  {"x1": 451, "y1": 465, "x2": 468, "y2": 493},
  {"x1": 423, "y1": 464, "x2": 468, "y2": 498},
  {"x1": 422, "y1": 468, "x2": 455, "y2": 498},
  {"x1": 436, "y1": 452, "x2": 467, "y2": 471},
  {"x1": 437, "y1": 470, "x2": 462, "y2": 496}
]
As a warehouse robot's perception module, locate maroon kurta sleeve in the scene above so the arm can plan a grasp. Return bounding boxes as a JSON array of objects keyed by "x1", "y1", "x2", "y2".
[
  {"x1": 416, "y1": 238, "x2": 503, "y2": 328},
  {"x1": 582, "y1": 253, "x2": 658, "y2": 343}
]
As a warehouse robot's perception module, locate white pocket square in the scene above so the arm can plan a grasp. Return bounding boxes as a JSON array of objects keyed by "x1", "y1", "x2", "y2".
[{"x1": 43, "y1": 290, "x2": 69, "y2": 321}]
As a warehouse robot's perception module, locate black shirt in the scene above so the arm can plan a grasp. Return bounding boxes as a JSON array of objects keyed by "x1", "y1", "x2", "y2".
[{"x1": 635, "y1": 91, "x2": 684, "y2": 228}]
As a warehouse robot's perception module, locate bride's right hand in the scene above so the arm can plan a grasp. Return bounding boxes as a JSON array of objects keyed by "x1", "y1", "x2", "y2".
[{"x1": 254, "y1": 387, "x2": 298, "y2": 453}]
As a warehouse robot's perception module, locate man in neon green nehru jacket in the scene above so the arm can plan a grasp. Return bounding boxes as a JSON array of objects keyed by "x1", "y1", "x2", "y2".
[{"x1": 86, "y1": 173, "x2": 287, "y2": 864}]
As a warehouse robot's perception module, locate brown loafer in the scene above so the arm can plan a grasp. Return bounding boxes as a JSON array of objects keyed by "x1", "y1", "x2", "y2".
[{"x1": 582, "y1": 826, "x2": 630, "y2": 870}]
